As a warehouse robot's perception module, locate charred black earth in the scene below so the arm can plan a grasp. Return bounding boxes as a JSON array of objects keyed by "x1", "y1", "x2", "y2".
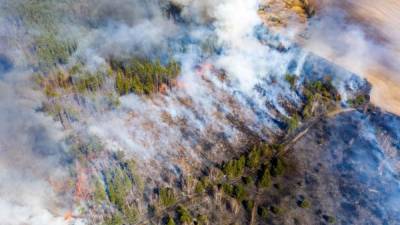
[{"x1": 270, "y1": 108, "x2": 400, "y2": 225}]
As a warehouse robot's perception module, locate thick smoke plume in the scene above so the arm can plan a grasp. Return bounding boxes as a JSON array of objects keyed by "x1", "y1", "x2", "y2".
[
  {"x1": 0, "y1": 70, "x2": 79, "y2": 224},
  {"x1": 0, "y1": 0, "x2": 399, "y2": 224},
  {"x1": 300, "y1": 0, "x2": 400, "y2": 114},
  {"x1": 0, "y1": 1, "x2": 300, "y2": 224}
]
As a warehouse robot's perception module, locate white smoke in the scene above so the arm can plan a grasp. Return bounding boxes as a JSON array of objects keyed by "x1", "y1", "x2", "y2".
[
  {"x1": 0, "y1": 71, "x2": 81, "y2": 225},
  {"x1": 76, "y1": 0, "x2": 302, "y2": 160},
  {"x1": 0, "y1": 0, "x2": 372, "y2": 224},
  {"x1": 301, "y1": 0, "x2": 400, "y2": 114}
]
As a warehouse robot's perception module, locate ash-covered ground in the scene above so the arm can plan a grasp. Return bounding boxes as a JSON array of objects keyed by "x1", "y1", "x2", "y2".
[
  {"x1": 0, "y1": 1, "x2": 399, "y2": 225},
  {"x1": 270, "y1": 109, "x2": 400, "y2": 225}
]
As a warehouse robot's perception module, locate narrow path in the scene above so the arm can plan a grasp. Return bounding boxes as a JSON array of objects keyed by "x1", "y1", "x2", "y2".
[{"x1": 278, "y1": 107, "x2": 355, "y2": 157}]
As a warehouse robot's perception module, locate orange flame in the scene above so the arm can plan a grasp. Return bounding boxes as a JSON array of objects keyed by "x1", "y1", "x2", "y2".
[
  {"x1": 74, "y1": 163, "x2": 90, "y2": 201},
  {"x1": 64, "y1": 211, "x2": 73, "y2": 221}
]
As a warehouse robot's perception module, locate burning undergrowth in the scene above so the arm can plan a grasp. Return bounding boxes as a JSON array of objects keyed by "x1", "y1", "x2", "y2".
[
  {"x1": 0, "y1": 0, "x2": 396, "y2": 225},
  {"x1": 33, "y1": 39, "x2": 370, "y2": 224}
]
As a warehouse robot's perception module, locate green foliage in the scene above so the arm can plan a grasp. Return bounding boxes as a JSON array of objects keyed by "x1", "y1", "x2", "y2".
[
  {"x1": 159, "y1": 187, "x2": 176, "y2": 207},
  {"x1": 70, "y1": 136, "x2": 103, "y2": 161},
  {"x1": 347, "y1": 95, "x2": 368, "y2": 107},
  {"x1": 246, "y1": 146, "x2": 261, "y2": 169},
  {"x1": 258, "y1": 166, "x2": 272, "y2": 188},
  {"x1": 200, "y1": 177, "x2": 211, "y2": 190},
  {"x1": 106, "y1": 92, "x2": 121, "y2": 108},
  {"x1": 13, "y1": 0, "x2": 54, "y2": 32},
  {"x1": 285, "y1": 74, "x2": 297, "y2": 89},
  {"x1": 259, "y1": 144, "x2": 271, "y2": 157},
  {"x1": 302, "y1": 79, "x2": 341, "y2": 118},
  {"x1": 195, "y1": 180, "x2": 205, "y2": 194},
  {"x1": 270, "y1": 205, "x2": 282, "y2": 215},
  {"x1": 177, "y1": 205, "x2": 192, "y2": 224},
  {"x1": 270, "y1": 157, "x2": 285, "y2": 177},
  {"x1": 222, "y1": 183, "x2": 234, "y2": 196},
  {"x1": 166, "y1": 217, "x2": 176, "y2": 225},
  {"x1": 233, "y1": 184, "x2": 247, "y2": 201},
  {"x1": 302, "y1": 100, "x2": 314, "y2": 119},
  {"x1": 37, "y1": 66, "x2": 108, "y2": 97},
  {"x1": 259, "y1": 206, "x2": 269, "y2": 219},
  {"x1": 102, "y1": 213, "x2": 123, "y2": 225},
  {"x1": 286, "y1": 114, "x2": 300, "y2": 132},
  {"x1": 74, "y1": 72, "x2": 104, "y2": 93},
  {"x1": 13, "y1": 0, "x2": 77, "y2": 70},
  {"x1": 328, "y1": 217, "x2": 336, "y2": 224},
  {"x1": 243, "y1": 176, "x2": 254, "y2": 186},
  {"x1": 103, "y1": 162, "x2": 142, "y2": 223},
  {"x1": 299, "y1": 199, "x2": 311, "y2": 208},
  {"x1": 114, "y1": 150, "x2": 126, "y2": 161},
  {"x1": 222, "y1": 156, "x2": 246, "y2": 179},
  {"x1": 270, "y1": 144, "x2": 284, "y2": 153},
  {"x1": 94, "y1": 179, "x2": 106, "y2": 203},
  {"x1": 35, "y1": 34, "x2": 77, "y2": 69},
  {"x1": 122, "y1": 205, "x2": 139, "y2": 224},
  {"x1": 121, "y1": 159, "x2": 144, "y2": 192},
  {"x1": 196, "y1": 215, "x2": 208, "y2": 225},
  {"x1": 110, "y1": 57, "x2": 180, "y2": 96},
  {"x1": 242, "y1": 200, "x2": 254, "y2": 213},
  {"x1": 44, "y1": 85, "x2": 58, "y2": 97},
  {"x1": 38, "y1": 57, "x2": 180, "y2": 96},
  {"x1": 69, "y1": 63, "x2": 83, "y2": 75},
  {"x1": 323, "y1": 215, "x2": 336, "y2": 224},
  {"x1": 105, "y1": 167, "x2": 133, "y2": 210}
]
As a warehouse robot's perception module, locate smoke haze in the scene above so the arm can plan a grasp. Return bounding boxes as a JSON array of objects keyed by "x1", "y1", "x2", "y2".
[
  {"x1": 0, "y1": 0, "x2": 399, "y2": 224},
  {"x1": 301, "y1": 0, "x2": 400, "y2": 114}
]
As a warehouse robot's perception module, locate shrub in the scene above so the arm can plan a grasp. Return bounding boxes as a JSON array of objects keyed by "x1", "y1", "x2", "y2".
[
  {"x1": 270, "y1": 157, "x2": 285, "y2": 177},
  {"x1": 242, "y1": 200, "x2": 254, "y2": 213},
  {"x1": 102, "y1": 213, "x2": 123, "y2": 225},
  {"x1": 323, "y1": 215, "x2": 336, "y2": 224},
  {"x1": 223, "y1": 156, "x2": 246, "y2": 179},
  {"x1": 93, "y1": 179, "x2": 106, "y2": 203},
  {"x1": 177, "y1": 205, "x2": 192, "y2": 224},
  {"x1": 70, "y1": 136, "x2": 103, "y2": 161},
  {"x1": 270, "y1": 205, "x2": 282, "y2": 215},
  {"x1": 258, "y1": 167, "x2": 272, "y2": 188},
  {"x1": 243, "y1": 176, "x2": 254, "y2": 185},
  {"x1": 260, "y1": 144, "x2": 272, "y2": 158},
  {"x1": 286, "y1": 114, "x2": 300, "y2": 132},
  {"x1": 233, "y1": 184, "x2": 247, "y2": 201},
  {"x1": 222, "y1": 183, "x2": 234, "y2": 196},
  {"x1": 302, "y1": 79, "x2": 341, "y2": 118},
  {"x1": 123, "y1": 159, "x2": 144, "y2": 191},
  {"x1": 200, "y1": 177, "x2": 211, "y2": 190},
  {"x1": 35, "y1": 33, "x2": 77, "y2": 69},
  {"x1": 105, "y1": 168, "x2": 133, "y2": 210},
  {"x1": 246, "y1": 147, "x2": 261, "y2": 169},
  {"x1": 166, "y1": 217, "x2": 176, "y2": 225},
  {"x1": 74, "y1": 72, "x2": 104, "y2": 93},
  {"x1": 196, "y1": 215, "x2": 208, "y2": 225},
  {"x1": 347, "y1": 95, "x2": 368, "y2": 107},
  {"x1": 299, "y1": 199, "x2": 311, "y2": 208},
  {"x1": 259, "y1": 206, "x2": 269, "y2": 219},
  {"x1": 195, "y1": 180, "x2": 205, "y2": 194},
  {"x1": 122, "y1": 205, "x2": 139, "y2": 224},
  {"x1": 159, "y1": 187, "x2": 176, "y2": 207}
]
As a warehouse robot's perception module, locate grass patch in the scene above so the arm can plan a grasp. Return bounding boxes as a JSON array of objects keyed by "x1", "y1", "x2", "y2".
[{"x1": 159, "y1": 187, "x2": 176, "y2": 207}]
